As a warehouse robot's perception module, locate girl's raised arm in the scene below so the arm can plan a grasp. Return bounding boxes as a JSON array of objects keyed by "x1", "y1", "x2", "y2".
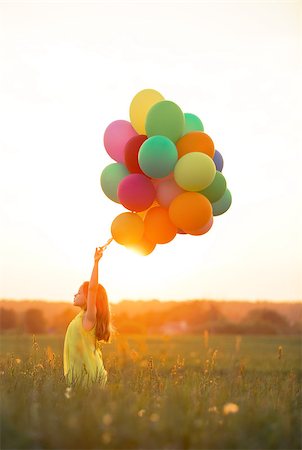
[{"x1": 83, "y1": 248, "x2": 103, "y2": 329}]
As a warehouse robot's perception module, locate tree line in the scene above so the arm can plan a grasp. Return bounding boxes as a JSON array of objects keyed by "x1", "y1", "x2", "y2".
[{"x1": 1, "y1": 303, "x2": 301, "y2": 335}]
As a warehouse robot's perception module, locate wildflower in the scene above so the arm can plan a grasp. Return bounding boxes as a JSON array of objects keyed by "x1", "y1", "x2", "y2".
[
  {"x1": 149, "y1": 413, "x2": 160, "y2": 422},
  {"x1": 235, "y1": 336, "x2": 242, "y2": 352},
  {"x1": 278, "y1": 346, "x2": 283, "y2": 360},
  {"x1": 223, "y1": 402, "x2": 239, "y2": 415},
  {"x1": 35, "y1": 364, "x2": 44, "y2": 370},
  {"x1": 138, "y1": 409, "x2": 146, "y2": 417},
  {"x1": 101, "y1": 431, "x2": 111, "y2": 444},
  {"x1": 102, "y1": 413, "x2": 113, "y2": 426},
  {"x1": 208, "y1": 406, "x2": 218, "y2": 413},
  {"x1": 129, "y1": 349, "x2": 139, "y2": 362},
  {"x1": 15, "y1": 358, "x2": 21, "y2": 364},
  {"x1": 46, "y1": 346, "x2": 55, "y2": 368},
  {"x1": 211, "y1": 350, "x2": 218, "y2": 369},
  {"x1": 203, "y1": 330, "x2": 209, "y2": 349},
  {"x1": 64, "y1": 387, "x2": 72, "y2": 399}
]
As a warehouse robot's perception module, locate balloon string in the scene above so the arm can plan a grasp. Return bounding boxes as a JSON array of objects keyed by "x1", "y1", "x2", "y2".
[{"x1": 99, "y1": 237, "x2": 113, "y2": 251}]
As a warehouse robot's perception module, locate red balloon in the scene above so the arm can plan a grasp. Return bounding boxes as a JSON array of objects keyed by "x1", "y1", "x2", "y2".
[
  {"x1": 124, "y1": 135, "x2": 147, "y2": 174},
  {"x1": 118, "y1": 174, "x2": 156, "y2": 212}
]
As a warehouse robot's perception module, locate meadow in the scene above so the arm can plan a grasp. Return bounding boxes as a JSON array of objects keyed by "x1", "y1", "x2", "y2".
[{"x1": 1, "y1": 333, "x2": 301, "y2": 450}]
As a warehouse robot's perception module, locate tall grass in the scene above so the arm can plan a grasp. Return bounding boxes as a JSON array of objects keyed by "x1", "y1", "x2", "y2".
[{"x1": 1, "y1": 333, "x2": 301, "y2": 449}]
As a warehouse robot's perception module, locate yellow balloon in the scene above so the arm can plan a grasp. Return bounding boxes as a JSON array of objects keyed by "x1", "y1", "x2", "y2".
[
  {"x1": 174, "y1": 152, "x2": 216, "y2": 191},
  {"x1": 129, "y1": 89, "x2": 164, "y2": 134}
]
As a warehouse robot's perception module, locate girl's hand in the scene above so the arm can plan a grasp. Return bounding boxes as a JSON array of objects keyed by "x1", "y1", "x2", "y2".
[
  {"x1": 94, "y1": 247, "x2": 103, "y2": 263},
  {"x1": 94, "y1": 238, "x2": 113, "y2": 263}
]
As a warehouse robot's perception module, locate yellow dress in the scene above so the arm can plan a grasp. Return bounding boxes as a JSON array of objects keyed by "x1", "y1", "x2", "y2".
[{"x1": 63, "y1": 310, "x2": 108, "y2": 388}]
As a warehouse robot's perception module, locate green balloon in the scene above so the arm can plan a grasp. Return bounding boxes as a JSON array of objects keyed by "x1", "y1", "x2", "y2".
[
  {"x1": 212, "y1": 189, "x2": 232, "y2": 216},
  {"x1": 100, "y1": 163, "x2": 129, "y2": 203},
  {"x1": 184, "y1": 113, "x2": 204, "y2": 134},
  {"x1": 200, "y1": 172, "x2": 227, "y2": 203},
  {"x1": 145, "y1": 100, "x2": 185, "y2": 143},
  {"x1": 138, "y1": 136, "x2": 178, "y2": 178}
]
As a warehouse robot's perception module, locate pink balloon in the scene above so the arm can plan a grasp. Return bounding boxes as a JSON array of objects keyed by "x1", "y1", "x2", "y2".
[
  {"x1": 104, "y1": 120, "x2": 138, "y2": 163},
  {"x1": 151, "y1": 173, "x2": 173, "y2": 188},
  {"x1": 189, "y1": 217, "x2": 213, "y2": 235},
  {"x1": 156, "y1": 179, "x2": 185, "y2": 208},
  {"x1": 118, "y1": 174, "x2": 156, "y2": 212}
]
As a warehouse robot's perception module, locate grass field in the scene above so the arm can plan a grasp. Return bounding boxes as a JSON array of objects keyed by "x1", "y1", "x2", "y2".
[{"x1": 1, "y1": 333, "x2": 301, "y2": 450}]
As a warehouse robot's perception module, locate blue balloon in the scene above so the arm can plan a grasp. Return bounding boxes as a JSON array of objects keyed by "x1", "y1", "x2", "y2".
[{"x1": 213, "y1": 150, "x2": 224, "y2": 172}]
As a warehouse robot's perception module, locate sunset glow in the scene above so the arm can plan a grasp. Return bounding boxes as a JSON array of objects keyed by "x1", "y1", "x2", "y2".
[{"x1": 1, "y1": 2, "x2": 301, "y2": 302}]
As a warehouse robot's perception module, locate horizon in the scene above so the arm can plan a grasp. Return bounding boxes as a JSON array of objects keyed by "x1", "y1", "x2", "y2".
[{"x1": 1, "y1": 297, "x2": 301, "y2": 305}]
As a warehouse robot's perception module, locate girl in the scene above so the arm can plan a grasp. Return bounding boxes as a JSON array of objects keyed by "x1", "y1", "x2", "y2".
[{"x1": 63, "y1": 242, "x2": 113, "y2": 388}]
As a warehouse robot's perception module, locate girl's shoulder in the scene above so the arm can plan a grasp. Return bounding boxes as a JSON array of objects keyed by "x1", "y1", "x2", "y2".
[{"x1": 67, "y1": 311, "x2": 96, "y2": 336}]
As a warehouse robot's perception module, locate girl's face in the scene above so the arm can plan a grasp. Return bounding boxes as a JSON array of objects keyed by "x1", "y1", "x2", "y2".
[{"x1": 73, "y1": 285, "x2": 86, "y2": 307}]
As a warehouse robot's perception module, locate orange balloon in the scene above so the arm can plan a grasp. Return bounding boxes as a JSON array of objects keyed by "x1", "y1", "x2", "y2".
[
  {"x1": 144, "y1": 206, "x2": 177, "y2": 244},
  {"x1": 189, "y1": 217, "x2": 213, "y2": 235},
  {"x1": 111, "y1": 212, "x2": 144, "y2": 245},
  {"x1": 137, "y1": 200, "x2": 159, "y2": 219},
  {"x1": 128, "y1": 234, "x2": 156, "y2": 256},
  {"x1": 169, "y1": 192, "x2": 212, "y2": 232},
  {"x1": 176, "y1": 131, "x2": 215, "y2": 159}
]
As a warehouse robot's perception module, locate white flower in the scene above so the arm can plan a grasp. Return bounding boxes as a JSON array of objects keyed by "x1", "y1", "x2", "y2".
[{"x1": 223, "y1": 402, "x2": 239, "y2": 415}]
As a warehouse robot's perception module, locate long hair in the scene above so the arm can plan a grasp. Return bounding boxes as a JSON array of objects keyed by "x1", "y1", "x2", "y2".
[{"x1": 82, "y1": 282, "x2": 114, "y2": 343}]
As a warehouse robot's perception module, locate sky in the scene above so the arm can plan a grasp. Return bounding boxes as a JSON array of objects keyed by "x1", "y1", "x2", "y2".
[{"x1": 0, "y1": 0, "x2": 301, "y2": 303}]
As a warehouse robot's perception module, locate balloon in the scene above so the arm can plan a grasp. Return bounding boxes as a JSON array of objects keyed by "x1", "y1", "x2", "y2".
[
  {"x1": 212, "y1": 189, "x2": 232, "y2": 216},
  {"x1": 129, "y1": 89, "x2": 164, "y2": 134},
  {"x1": 174, "y1": 152, "x2": 216, "y2": 191},
  {"x1": 100, "y1": 163, "x2": 130, "y2": 203},
  {"x1": 111, "y1": 212, "x2": 144, "y2": 245},
  {"x1": 151, "y1": 173, "x2": 173, "y2": 188},
  {"x1": 104, "y1": 120, "x2": 137, "y2": 163},
  {"x1": 145, "y1": 100, "x2": 185, "y2": 143},
  {"x1": 138, "y1": 136, "x2": 178, "y2": 178},
  {"x1": 200, "y1": 171, "x2": 227, "y2": 203},
  {"x1": 169, "y1": 192, "x2": 212, "y2": 232},
  {"x1": 124, "y1": 135, "x2": 147, "y2": 174},
  {"x1": 183, "y1": 113, "x2": 204, "y2": 134},
  {"x1": 213, "y1": 150, "x2": 224, "y2": 172},
  {"x1": 176, "y1": 131, "x2": 215, "y2": 159},
  {"x1": 117, "y1": 174, "x2": 156, "y2": 212},
  {"x1": 144, "y1": 206, "x2": 177, "y2": 244},
  {"x1": 156, "y1": 178, "x2": 184, "y2": 208},
  {"x1": 136, "y1": 201, "x2": 159, "y2": 219},
  {"x1": 188, "y1": 217, "x2": 213, "y2": 236},
  {"x1": 101, "y1": 89, "x2": 232, "y2": 255},
  {"x1": 128, "y1": 234, "x2": 156, "y2": 256}
]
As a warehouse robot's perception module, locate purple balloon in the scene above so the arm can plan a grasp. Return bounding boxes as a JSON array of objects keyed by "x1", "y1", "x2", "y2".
[
  {"x1": 213, "y1": 150, "x2": 224, "y2": 172},
  {"x1": 104, "y1": 120, "x2": 138, "y2": 163},
  {"x1": 118, "y1": 174, "x2": 156, "y2": 212}
]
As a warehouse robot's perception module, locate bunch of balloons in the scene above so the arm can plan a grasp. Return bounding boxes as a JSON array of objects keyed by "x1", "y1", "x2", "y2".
[{"x1": 100, "y1": 89, "x2": 232, "y2": 255}]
